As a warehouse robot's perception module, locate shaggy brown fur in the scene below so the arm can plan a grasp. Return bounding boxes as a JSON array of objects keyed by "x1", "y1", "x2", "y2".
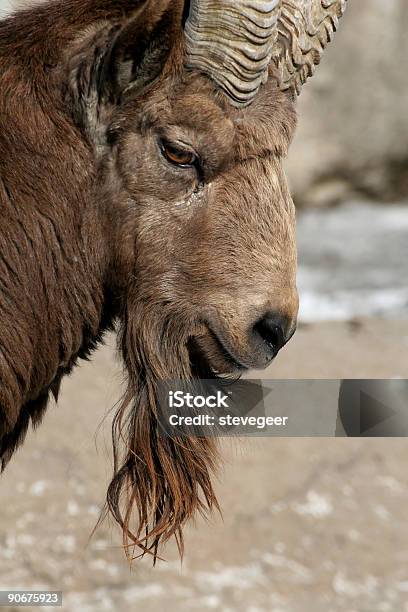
[{"x1": 0, "y1": 0, "x2": 298, "y2": 558}]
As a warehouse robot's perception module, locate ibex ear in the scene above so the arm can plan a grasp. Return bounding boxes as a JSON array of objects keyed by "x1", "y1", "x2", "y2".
[
  {"x1": 64, "y1": 0, "x2": 179, "y2": 139},
  {"x1": 100, "y1": 1, "x2": 177, "y2": 100}
]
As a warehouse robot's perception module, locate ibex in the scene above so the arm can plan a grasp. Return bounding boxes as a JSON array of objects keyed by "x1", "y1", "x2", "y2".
[{"x1": 0, "y1": 0, "x2": 347, "y2": 558}]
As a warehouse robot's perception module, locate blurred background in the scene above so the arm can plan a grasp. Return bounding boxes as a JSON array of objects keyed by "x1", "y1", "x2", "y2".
[{"x1": 0, "y1": 1, "x2": 407, "y2": 610}]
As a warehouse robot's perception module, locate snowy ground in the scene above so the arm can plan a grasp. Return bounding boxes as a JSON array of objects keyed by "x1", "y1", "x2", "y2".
[{"x1": 0, "y1": 262, "x2": 407, "y2": 611}]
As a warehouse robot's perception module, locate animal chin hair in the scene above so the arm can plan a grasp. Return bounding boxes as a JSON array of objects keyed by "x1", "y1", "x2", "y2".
[{"x1": 103, "y1": 296, "x2": 220, "y2": 561}]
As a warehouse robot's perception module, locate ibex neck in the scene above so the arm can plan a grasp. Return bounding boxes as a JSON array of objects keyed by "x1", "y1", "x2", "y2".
[{"x1": 0, "y1": 13, "x2": 114, "y2": 422}]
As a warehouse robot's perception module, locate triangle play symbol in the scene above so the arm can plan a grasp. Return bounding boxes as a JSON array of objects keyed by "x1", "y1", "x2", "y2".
[{"x1": 360, "y1": 391, "x2": 397, "y2": 434}]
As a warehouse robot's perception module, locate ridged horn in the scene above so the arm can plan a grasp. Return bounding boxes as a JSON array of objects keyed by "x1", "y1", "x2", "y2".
[
  {"x1": 273, "y1": 0, "x2": 348, "y2": 95},
  {"x1": 184, "y1": 0, "x2": 347, "y2": 107},
  {"x1": 184, "y1": 0, "x2": 281, "y2": 108}
]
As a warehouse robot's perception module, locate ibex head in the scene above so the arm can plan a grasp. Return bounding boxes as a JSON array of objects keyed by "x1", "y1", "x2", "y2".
[{"x1": 60, "y1": 0, "x2": 347, "y2": 558}]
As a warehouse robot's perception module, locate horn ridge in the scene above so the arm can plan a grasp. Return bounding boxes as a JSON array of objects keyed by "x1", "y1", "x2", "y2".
[
  {"x1": 273, "y1": 0, "x2": 347, "y2": 95},
  {"x1": 185, "y1": 0, "x2": 281, "y2": 107},
  {"x1": 184, "y1": 0, "x2": 347, "y2": 105}
]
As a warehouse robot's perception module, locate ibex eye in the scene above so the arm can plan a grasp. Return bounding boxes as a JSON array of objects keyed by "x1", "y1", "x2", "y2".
[{"x1": 160, "y1": 140, "x2": 197, "y2": 168}]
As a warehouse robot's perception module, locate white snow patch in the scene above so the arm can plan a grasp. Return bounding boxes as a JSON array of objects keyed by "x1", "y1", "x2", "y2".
[
  {"x1": 376, "y1": 476, "x2": 404, "y2": 493},
  {"x1": 297, "y1": 202, "x2": 408, "y2": 322},
  {"x1": 195, "y1": 563, "x2": 265, "y2": 591},
  {"x1": 190, "y1": 595, "x2": 221, "y2": 609},
  {"x1": 373, "y1": 505, "x2": 391, "y2": 521},
  {"x1": 55, "y1": 534, "x2": 77, "y2": 554},
  {"x1": 299, "y1": 287, "x2": 408, "y2": 323},
  {"x1": 262, "y1": 553, "x2": 313, "y2": 584},
  {"x1": 123, "y1": 584, "x2": 164, "y2": 601},
  {"x1": 293, "y1": 490, "x2": 333, "y2": 518},
  {"x1": 332, "y1": 571, "x2": 378, "y2": 598},
  {"x1": 89, "y1": 559, "x2": 119, "y2": 577},
  {"x1": 16, "y1": 512, "x2": 35, "y2": 529},
  {"x1": 29, "y1": 480, "x2": 48, "y2": 496},
  {"x1": 16, "y1": 534, "x2": 34, "y2": 546},
  {"x1": 67, "y1": 500, "x2": 80, "y2": 516}
]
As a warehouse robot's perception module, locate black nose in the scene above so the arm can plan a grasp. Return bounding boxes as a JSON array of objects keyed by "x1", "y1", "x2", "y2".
[{"x1": 253, "y1": 312, "x2": 295, "y2": 364}]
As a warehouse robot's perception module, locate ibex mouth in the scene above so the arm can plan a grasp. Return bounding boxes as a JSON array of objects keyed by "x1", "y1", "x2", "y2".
[{"x1": 188, "y1": 329, "x2": 248, "y2": 378}]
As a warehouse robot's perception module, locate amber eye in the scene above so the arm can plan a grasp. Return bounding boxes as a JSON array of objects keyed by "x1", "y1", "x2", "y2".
[{"x1": 160, "y1": 140, "x2": 197, "y2": 168}]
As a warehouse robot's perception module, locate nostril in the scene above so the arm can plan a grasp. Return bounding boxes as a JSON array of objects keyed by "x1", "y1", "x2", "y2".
[{"x1": 253, "y1": 313, "x2": 288, "y2": 357}]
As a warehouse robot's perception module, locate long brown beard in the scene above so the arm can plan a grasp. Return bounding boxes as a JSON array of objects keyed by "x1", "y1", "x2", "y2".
[{"x1": 105, "y1": 288, "x2": 220, "y2": 561}]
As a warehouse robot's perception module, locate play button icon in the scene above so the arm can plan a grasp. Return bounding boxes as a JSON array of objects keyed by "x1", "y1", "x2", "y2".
[{"x1": 337, "y1": 380, "x2": 408, "y2": 436}]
